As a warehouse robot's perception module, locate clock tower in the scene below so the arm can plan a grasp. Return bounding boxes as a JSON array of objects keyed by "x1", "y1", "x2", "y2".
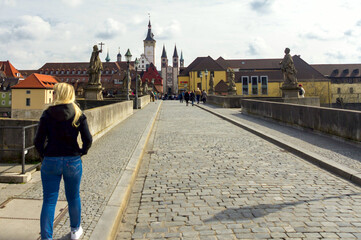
[{"x1": 143, "y1": 20, "x2": 156, "y2": 66}]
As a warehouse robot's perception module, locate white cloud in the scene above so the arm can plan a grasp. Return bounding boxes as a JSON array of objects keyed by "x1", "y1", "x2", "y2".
[
  {"x1": 246, "y1": 37, "x2": 270, "y2": 57},
  {"x1": 96, "y1": 18, "x2": 126, "y2": 40},
  {"x1": 155, "y1": 20, "x2": 181, "y2": 40},
  {"x1": 61, "y1": 0, "x2": 83, "y2": 7},
  {"x1": 0, "y1": 15, "x2": 51, "y2": 41},
  {"x1": 0, "y1": 0, "x2": 16, "y2": 7}
]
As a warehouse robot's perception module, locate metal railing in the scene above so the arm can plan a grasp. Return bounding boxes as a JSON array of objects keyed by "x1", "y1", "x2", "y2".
[{"x1": 0, "y1": 124, "x2": 40, "y2": 174}]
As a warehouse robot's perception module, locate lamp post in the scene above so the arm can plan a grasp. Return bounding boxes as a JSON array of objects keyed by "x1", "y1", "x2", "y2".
[
  {"x1": 125, "y1": 48, "x2": 132, "y2": 101},
  {"x1": 205, "y1": 69, "x2": 208, "y2": 93},
  {"x1": 135, "y1": 58, "x2": 139, "y2": 109}
]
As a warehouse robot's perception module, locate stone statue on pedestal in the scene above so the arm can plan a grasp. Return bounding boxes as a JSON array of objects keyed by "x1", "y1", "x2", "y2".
[
  {"x1": 279, "y1": 48, "x2": 298, "y2": 87},
  {"x1": 85, "y1": 43, "x2": 104, "y2": 100},
  {"x1": 208, "y1": 74, "x2": 214, "y2": 94},
  {"x1": 137, "y1": 75, "x2": 142, "y2": 95},
  {"x1": 142, "y1": 80, "x2": 148, "y2": 95},
  {"x1": 227, "y1": 68, "x2": 237, "y2": 95},
  {"x1": 88, "y1": 44, "x2": 103, "y2": 85}
]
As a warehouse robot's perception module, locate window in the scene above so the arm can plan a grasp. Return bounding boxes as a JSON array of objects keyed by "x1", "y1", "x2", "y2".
[
  {"x1": 26, "y1": 90, "x2": 31, "y2": 94},
  {"x1": 1, "y1": 93, "x2": 5, "y2": 98},
  {"x1": 1, "y1": 100, "x2": 5, "y2": 105},
  {"x1": 211, "y1": 71, "x2": 214, "y2": 77},
  {"x1": 61, "y1": 70, "x2": 64, "y2": 74},
  {"x1": 261, "y1": 76, "x2": 268, "y2": 95},
  {"x1": 337, "y1": 88, "x2": 341, "y2": 94},
  {"x1": 8, "y1": 100, "x2": 11, "y2": 105},
  {"x1": 242, "y1": 76, "x2": 249, "y2": 95},
  {"x1": 350, "y1": 87, "x2": 354, "y2": 93},
  {"x1": 251, "y1": 76, "x2": 258, "y2": 95},
  {"x1": 55, "y1": 71, "x2": 58, "y2": 74},
  {"x1": 197, "y1": 71, "x2": 201, "y2": 78},
  {"x1": 26, "y1": 98, "x2": 30, "y2": 106}
]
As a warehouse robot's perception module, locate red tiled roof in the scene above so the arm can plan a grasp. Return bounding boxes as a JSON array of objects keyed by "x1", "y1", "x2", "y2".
[
  {"x1": 0, "y1": 60, "x2": 23, "y2": 78},
  {"x1": 12, "y1": 73, "x2": 58, "y2": 89}
]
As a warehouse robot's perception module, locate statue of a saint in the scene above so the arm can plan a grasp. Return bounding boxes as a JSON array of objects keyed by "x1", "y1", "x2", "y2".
[
  {"x1": 227, "y1": 68, "x2": 237, "y2": 94},
  {"x1": 209, "y1": 74, "x2": 214, "y2": 94},
  {"x1": 88, "y1": 45, "x2": 103, "y2": 85},
  {"x1": 142, "y1": 80, "x2": 148, "y2": 95},
  {"x1": 280, "y1": 48, "x2": 298, "y2": 86},
  {"x1": 137, "y1": 75, "x2": 142, "y2": 95}
]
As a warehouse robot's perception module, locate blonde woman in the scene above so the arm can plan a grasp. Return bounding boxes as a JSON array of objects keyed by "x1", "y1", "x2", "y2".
[{"x1": 34, "y1": 83, "x2": 92, "y2": 240}]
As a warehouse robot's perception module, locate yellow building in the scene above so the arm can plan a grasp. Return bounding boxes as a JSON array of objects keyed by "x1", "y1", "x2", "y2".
[
  {"x1": 11, "y1": 73, "x2": 58, "y2": 119},
  {"x1": 312, "y1": 64, "x2": 361, "y2": 109},
  {"x1": 179, "y1": 56, "x2": 331, "y2": 105}
]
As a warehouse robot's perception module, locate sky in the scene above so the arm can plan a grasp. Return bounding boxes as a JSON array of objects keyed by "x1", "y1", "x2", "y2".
[{"x1": 1, "y1": 0, "x2": 361, "y2": 70}]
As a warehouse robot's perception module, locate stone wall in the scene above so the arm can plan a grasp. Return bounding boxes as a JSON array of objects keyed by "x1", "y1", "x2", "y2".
[
  {"x1": 242, "y1": 99, "x2": 361, "y2": 141},
  {"x1": 137, "y1": 95, "x2": 151, "y2": 109},
  {"x1": 0, "y1": 100, "x2": 135, "y2": 163}
]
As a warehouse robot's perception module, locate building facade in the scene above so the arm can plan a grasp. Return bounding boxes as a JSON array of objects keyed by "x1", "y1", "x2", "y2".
[
  {"x1": 0, "y1": 61, "x2": 24, "y2": 117},
  {"x1": 161, "y1": 45, "x2": 180, "y2": 95},
  {"x1": 179, "y1": 55, "x2": 331, "y2": 105},
  {"x1": 11, "y1": 73, "x2": 58, "y2": 119}
]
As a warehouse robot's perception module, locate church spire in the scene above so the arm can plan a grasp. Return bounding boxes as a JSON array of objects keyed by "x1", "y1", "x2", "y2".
[
  {"x1": 161, "y1": 45, "x2": 167, "y2": 58},
  {"x1": 144, "y1": 18, "x2": 155, "y2": 41},
  {"x1": 105, "y1": 49, "x2": 110, "y2": 62},
  {"x1": 173, "y1": 45, "x2": 178, "y2": 58}
]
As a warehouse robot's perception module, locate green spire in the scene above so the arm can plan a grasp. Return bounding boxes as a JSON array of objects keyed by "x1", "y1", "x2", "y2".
[{"x1": 105, "y1": 49, "x2": 110, "y2": 62}]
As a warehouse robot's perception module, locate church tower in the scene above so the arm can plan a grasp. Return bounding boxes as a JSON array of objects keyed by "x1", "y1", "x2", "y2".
[
  {"x1": 161, "y1": 45, "x2": 168, "y2": 94},
  {"x1": 180, "y1": 51, "x2": 184, "y2": 68},
  {"x1": 143, "y1": 20, "x2": 156, "y2": 65},
  {"x1": 117, "y1": 47, "x2": 122, "y2": 62},
  {"x1": 172, "y1": 45, "x2": 179, "y2": 94}
]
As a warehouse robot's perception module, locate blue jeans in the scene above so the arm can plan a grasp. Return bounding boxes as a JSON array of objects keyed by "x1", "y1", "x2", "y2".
[{"x1": 40, "y1": 156, "x2": 82, "y2": 240}]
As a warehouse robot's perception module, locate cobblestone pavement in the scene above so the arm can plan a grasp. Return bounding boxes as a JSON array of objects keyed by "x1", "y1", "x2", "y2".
[
  {"x1": 17, "y1": 102, "x2": 160, "y2": 240},
  {"x1": 204, "y1": 105, "x2": 361, "y2": 172},
  {"x1": 116, "y1": 101, "x2": 361, "y2": 240}
]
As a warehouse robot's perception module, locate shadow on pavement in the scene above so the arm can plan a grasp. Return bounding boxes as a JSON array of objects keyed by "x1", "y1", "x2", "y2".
[{"x1": 203, "y1": 192, "x2": 361, "y2": 223}]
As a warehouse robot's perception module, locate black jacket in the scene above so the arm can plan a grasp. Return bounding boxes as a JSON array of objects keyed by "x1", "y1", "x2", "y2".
[{"x1": 34, "y1": 104, "x2": 92, "y2": 158}]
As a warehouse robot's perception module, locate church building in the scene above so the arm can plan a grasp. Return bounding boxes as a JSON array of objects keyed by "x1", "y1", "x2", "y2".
[{"x1": 161, "y1": 45, "x2": 183, "y2": 95}]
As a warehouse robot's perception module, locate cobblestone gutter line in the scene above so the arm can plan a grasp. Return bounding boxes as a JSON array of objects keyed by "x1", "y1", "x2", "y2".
[
  {"x1": 197, "y1": 105, "x2": 361, "y2": 187},
  {"x1": 89, "y1": 101, "x2": 162, "y2": 240}
]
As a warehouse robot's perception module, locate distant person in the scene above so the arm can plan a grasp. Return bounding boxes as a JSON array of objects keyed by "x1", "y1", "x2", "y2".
[
  {"x1": 201, "y1": 90, "x2": 208, "y2": 103},
  {"x1": 34, "y1": 83, "x2": 92, "y2": 240},
  {"x1": 179, "y1": 92, "x2": 184, "y2": 103},
  {"x1": 190, "y1": 91, "x2": 196, "y2": 106},
  {"x1": 195, "y1": 88, "x2": 202, "y2": 104},
  {"x1": 184, "y1": 91, "x2": 190, "y2": 106},
  {"x1": 299, "y1": 84, "x2": 305, "y2": 97}
]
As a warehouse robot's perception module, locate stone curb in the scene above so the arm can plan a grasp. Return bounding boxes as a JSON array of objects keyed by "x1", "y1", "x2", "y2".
[
  {"x1": 197, "y1": 104, "x2": 361, "y2": 187},
  {"x1": 89, "y1": 102, "x2": 162, "y2": 240}
]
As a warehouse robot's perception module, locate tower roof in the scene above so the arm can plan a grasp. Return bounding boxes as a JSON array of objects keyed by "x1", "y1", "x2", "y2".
[
  {"x1": 117, "y1": 47, "x2": 121, "y2": 57},
  {"x1": 161, "y1": 45, "x2": 167, "y2": 58},
  {"x1": 180, "y1": 51, "x2": 184, "y2": 61},
  {"x1": 105, "y1": 49, "x2": 111, "y2": 62},
  {"x1": 173, "y1": 45, "x2": 178, "y2": 58},
  {"x1": 144, "y1": 20, "x2": 155, "y2": 41}
]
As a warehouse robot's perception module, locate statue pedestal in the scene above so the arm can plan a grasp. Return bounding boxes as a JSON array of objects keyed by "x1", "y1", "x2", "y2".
[
  {"x1": 280, "y1": 85, "x2": 299, "y2": 98},
  {"x1": 84, "y1": 84, "x2": 103, "y2": 100},
  {"x1": 228, "y1": 87, "x2": 237, "y2": 96}
]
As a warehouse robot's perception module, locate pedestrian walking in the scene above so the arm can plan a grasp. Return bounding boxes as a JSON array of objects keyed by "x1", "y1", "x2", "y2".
[
  {"x1": 201, "y1": 90, "x2": 207, "y2": 104},
  {"x1": 299, "y1": 84, "x2": 305, "y2": 98},
  {"x1": 184, "y1": 91, "x2": 190, "y2": 106},
  {"x1": 190, "y1": 91, "x2": 196, "y2": 106},
  {"x1": 195, "y1": 88, "x2": 201, "y2": 104},
  {"x1": 178, "y1": 92, "x2": 183, "y2": 103},
  {"x1": 34, "y1": 83, "x2": 93, "y2": 240}
]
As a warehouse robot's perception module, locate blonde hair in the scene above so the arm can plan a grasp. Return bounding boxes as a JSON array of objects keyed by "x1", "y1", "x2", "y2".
[{"x1": 51, "y1": 83, "x2": 82, "y2": 127}]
